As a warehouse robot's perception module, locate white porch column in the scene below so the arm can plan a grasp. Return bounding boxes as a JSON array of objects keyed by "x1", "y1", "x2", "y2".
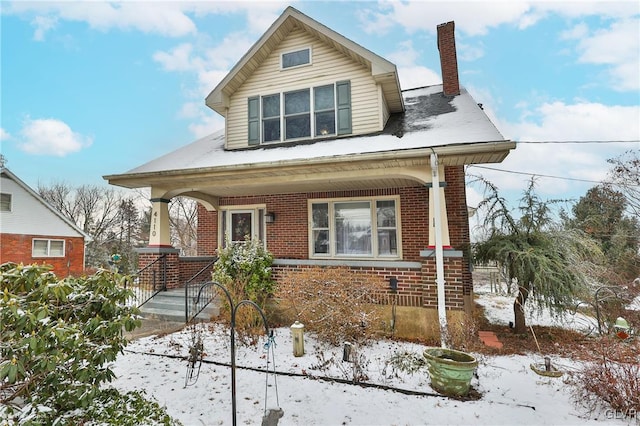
[
  {"x1": 428, "y1": 164, "x2": 451, "y2": 248},
  {"x1": 149, "y1": 189, "x2": 172, "y2": 247}
]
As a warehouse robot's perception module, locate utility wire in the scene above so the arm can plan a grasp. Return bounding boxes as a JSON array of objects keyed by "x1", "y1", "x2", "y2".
[
  {"x1": 515, "y1": 140, "x2": 639, "y2": 144},
  {"x1": 467, "y1": 165, "x2": 614, "y2": 185}
]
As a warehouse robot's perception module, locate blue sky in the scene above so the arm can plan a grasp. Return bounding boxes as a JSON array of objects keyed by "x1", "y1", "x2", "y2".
[{"x1": 1, "y1": 1, "x2": 639, "y2": 211}]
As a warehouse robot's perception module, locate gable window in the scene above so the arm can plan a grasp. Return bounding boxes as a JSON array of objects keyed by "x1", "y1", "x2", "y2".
[
  {"x1": 0, "y1": 193, "x2": 11, "y2": 212},
  {"x1": 309, "y1": 197, "x2": 400, "y2": 259},
  {"x1": 281, "y1": 48, "x2": 311, "y2": 69},
  {"x1": 32, "y1": 239, "x2": 65, "y2": 257},
  {"x1": 248, "y1": 80, "x2": 351, "y2": 145},
  {"x1": 220, "y1": 206, "x2": 266, "y2": 248}
]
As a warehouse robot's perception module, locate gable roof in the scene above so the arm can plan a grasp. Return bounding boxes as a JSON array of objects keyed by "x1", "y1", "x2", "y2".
[
  {"x1": 1, "y1": 167, "x2": 91, "y2": 240},
  {"x1": 205, "y1": 6, "x2": 404, "y2": 116},
  {"x1": 105, "y1": 84, "x2": 514, "y2": 197}
]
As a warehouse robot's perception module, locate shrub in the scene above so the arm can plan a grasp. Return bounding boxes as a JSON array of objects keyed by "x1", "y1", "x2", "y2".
[
  {"x1": 572, "y1": 336, "x2": 640, "y2": 420},
  {"x1": 277, "y1": 266, "x2": 384, "y2": 346},
  {"x1": 211, "y1": 237, "x2": 275, "y2": 342},
  {"x1": 0, "y1": 262, "x2": 179, "y2": 425}
]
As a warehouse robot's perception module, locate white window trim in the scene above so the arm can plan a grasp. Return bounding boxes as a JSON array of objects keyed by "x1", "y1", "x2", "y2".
[
  {"x1": 218, "y1": 204, "x2": 267, "y2": 248},
  {"x1": 308, "y1": 196, "x2": 402, "y2": 260},
  {"x1": 32, "y1": 238, "x2": 65, "y2": 258},
  {"x1": 280, "y1": 46, "x2": 312, "y2": 70}
]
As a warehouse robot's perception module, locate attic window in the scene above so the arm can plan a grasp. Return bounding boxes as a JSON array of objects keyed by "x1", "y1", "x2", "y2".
[{"x1": 281, "y1": 47, "x2": 311, "y2": 69}]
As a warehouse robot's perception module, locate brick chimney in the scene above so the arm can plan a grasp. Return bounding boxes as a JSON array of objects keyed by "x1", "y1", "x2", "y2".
[{"x1": 437, "y1": 21, "x2": 460, "y2": 97}]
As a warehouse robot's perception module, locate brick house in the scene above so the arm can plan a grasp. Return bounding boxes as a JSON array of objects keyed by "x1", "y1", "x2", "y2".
[
  {"x1": 1, "y1": 166, "x2": 88, "y2": 276},
  {"x1": 105, "y1": 7, "x2": 515, "y2": 338}
]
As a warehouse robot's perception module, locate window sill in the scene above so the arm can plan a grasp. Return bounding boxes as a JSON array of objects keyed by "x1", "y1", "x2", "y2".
[{"x1": 275, "y1": 258, "x2": 421, "y2": 269}]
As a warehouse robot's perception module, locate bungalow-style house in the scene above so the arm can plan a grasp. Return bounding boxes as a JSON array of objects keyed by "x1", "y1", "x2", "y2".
[
  {"x1": 105, "y1": 7, "x2": 515, "y2": 338},
  {"x1": 0, "y1": 164, "x2": 89, "y2": 276}
]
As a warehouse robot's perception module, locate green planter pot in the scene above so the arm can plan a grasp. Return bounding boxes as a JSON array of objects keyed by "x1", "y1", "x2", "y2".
[{"x1": 424, "y1": 347, "x2": 478, "y2": 397}]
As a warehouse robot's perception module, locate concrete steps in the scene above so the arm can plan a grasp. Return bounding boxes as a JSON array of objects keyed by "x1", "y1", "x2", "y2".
[{"x1": 139, "y1": 288, "x2": 219, "y2": 323}]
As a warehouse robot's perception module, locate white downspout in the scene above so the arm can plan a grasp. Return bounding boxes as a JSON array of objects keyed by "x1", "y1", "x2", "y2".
[{"x1": 430, "y1": 151, "x2": 449, "y2": 348}]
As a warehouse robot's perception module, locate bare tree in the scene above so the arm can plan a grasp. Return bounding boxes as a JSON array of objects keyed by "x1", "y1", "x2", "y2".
[
  {"x1": 169, "y1": 197, "x2": 198, "y2": 256},
  {"x1": 607, "y1": 150, "x2": 640, "y2": 217},
  {"x1": 37, "y1": 182, "x2": 141, "y2": 269}
]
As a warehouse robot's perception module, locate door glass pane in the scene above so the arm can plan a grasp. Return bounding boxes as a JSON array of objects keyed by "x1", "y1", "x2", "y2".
[
  {"x1": 33, "y1": 240, "x2": 48, "y2": 256},
  {"x1": 230, "y1": 212, "x2": 253, "y2": 242},
  {"x1": 335, "y1": 201, "x2": 371, "y2": 255},
  {"x1": 50, "y1": 240, "x2": 64, "y2": 256}
]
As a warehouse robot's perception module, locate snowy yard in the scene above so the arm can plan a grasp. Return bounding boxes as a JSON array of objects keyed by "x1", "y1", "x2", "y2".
[{"x1": 109, "y1": 283, "x2": 638, "y2": 425}]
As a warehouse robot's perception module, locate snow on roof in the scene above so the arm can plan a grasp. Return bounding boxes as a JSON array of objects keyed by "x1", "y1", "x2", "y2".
[{"x1": 124, "y1": 85, "x2": 506, "y2": 176}]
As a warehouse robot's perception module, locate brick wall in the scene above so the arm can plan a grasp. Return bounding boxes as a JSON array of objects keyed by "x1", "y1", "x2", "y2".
[
  {"x1": 190, "y1": 165, "x2": 471, "y2": 311},
  {"x1": 0, "y1": 233, "x2": 85, "y2": 277}
]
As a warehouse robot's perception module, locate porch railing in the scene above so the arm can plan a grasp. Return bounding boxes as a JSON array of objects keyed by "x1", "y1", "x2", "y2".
[
  {"x1": 185, "y1": 257, "x2": 218, "y2": 323},
  {"x1": 126, "y1": 254, "x2": 167, "y2": 308}
]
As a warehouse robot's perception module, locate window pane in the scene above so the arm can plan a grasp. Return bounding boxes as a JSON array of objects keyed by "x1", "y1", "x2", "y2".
[
  {"x1": 312, "y1": 203, "x2": 329, "y2": 228},
  {"x1": 314, "y1": 85, "x2": 334, "y2": 110},
  {"x1": 0, "y1": 193, "x2": 11, "y2": 211},
  {"x1": 378, "y1": 229, "x2": 397, "y2": 256},
  {"x1": 313, "y1": 230, "x2": 329, "y2": 254},
  {"x1": 285, "y1": 115, "x2": 310, "y2": 139},
  {"x1": 315, "y1": 111, "x2": 335, "y2": 136},
  {"x1": 262, "y1": 95, "x2": 280, "y2": 118},
  {"x1": 282, "y1": 49, "x2": 310, "y2": 68},
  {"x1": 33, "y1": 240, "x2": 48, "y2": 256},
  {"x1": 231, "y1": 212, "x2": 252, "y2": 242},
  {"x1": 377, "y1": 200, "x2": 396, "y2": 227},
  {"x1": 285, "y1": 90, "x2": 310, "y2": 115},
  {"x1": 263, "y1": 118, "x2": 281, "y2": 142},
  {"x1": 50, "y1": 241, "x2": 64, "y2": 256},
  {"x1": 335, "y1": 202, "x2": 371, "y2": 255}
]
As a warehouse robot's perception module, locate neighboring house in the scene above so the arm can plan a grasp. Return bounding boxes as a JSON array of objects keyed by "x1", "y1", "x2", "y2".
[
  {"x1": 0, "y1": 166, "x2": 89, "y2": 276},
  {"x1": 105, "y1": 7, "x2": 515, "y2": 338}
]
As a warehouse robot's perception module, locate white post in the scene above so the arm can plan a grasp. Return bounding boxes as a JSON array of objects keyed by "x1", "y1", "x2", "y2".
[{"x1": 430, "y1": 152, "x2": 448, "y2": 347}]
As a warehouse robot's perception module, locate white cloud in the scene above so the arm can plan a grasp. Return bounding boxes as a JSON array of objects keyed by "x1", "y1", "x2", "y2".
[
  {"x1": 0, "y1": 128, "x2": 11, "y2": 141},
  {"x1": 18, "y1": 118, "x2": 93, "y2": 157},
  {"x1": 477, "y1": 101, "x2": 640, "y2": 199},
  {"x1": 153, "y1": 43, "x2": 197, "y2": 72},
  {"x1": 573, "y1": 18, "x2": 640, "y2": 91},
  {"x1": 358, "y1": 2, "x2": 533, "y2": 36},
  {"x1": 31, "y1": 15, "x2": 57, "y2": 41}
]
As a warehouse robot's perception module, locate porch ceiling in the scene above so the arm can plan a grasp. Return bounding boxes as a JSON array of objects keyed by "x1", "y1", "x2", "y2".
[{"x1": 106, "y1": 145, "x2": 512, "y2": 200}]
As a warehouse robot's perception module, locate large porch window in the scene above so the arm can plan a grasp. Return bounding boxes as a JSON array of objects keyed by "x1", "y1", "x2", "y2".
[
  {"x1": 220, "y1": 206, "x2": 266, "y2": 248},
  {"x1": 309, "y1": 197, "x2": 400, "y2": 259}
]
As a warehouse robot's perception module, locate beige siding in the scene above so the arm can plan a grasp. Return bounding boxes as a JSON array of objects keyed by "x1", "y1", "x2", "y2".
[{"x1": 226, "y1": 28, "x2": 383, "y2": 149}]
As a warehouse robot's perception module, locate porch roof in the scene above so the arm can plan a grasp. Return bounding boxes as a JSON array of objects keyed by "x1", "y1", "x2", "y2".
[{"x1": 104, "y1": 85, "x2": 515, "y2": 200}]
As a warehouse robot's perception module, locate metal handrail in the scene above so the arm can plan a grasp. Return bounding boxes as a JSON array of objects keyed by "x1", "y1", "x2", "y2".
[
  {"x1": 185, "y1": 257, "x2": 218, "y2": 322},
  {"x1": 126, "y1": 254, "x2": 167, "y2": 308}
]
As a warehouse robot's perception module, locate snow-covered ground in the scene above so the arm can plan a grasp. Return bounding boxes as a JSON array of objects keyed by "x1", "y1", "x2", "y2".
[{"x1": 109, "y1": 283, "x2": 637, "y2": 425}]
